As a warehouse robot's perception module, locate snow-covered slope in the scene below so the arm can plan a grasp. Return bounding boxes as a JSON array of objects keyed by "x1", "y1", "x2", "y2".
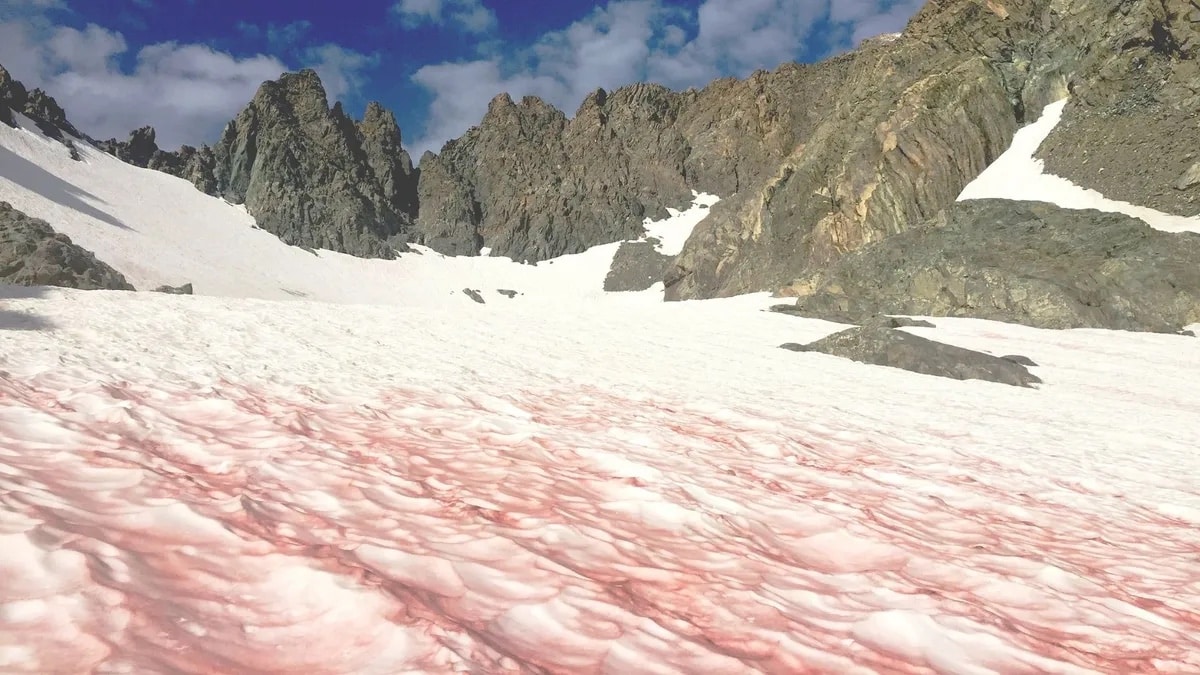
[
  {"x1": 3, "y1": 99, "x2": 1200, "y2": 673},
  {"x1": 0, "y1": 114, "x2": 716, "y2": 306}
]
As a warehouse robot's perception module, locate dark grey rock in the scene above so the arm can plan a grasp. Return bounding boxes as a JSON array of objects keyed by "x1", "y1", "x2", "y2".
[
  {"x1": 96, "y1": 128, "x2": 221, "y2": 194},
  {"x1": 463, "y1": 288, "x2": 485, "y2": 304},
  {"x1": 99, "y1": 126, "x2": 159, "y2": 166},
  {"x1": 0, "y1": 201, "x2": 134, "y2": 291},
  {"x1": 780, "y1": 200, "x2": 1200, "y2": 334},
  {"x1": 1180, "y1": 329, "x2": 1197, "y2": 337},
  {"x1": 1, "y1": 64, "x2": 84, "y2": 144},
  {"x1": 153, "y1": 283, "x2": 193, "y2": 295},
  {"x1": 1002, "y1": 354, "x2": 1039, "y2": 367},
  {"x1": 210, "y1": 69, "x2": 418, "y2": 259},
  {"x1": 497, "y1": 289, "x2": 518, "y2": 298},
  {"x1": 604, "y1": 240, "x2": 671, "y2": 292},
  {"x1": 782, "y1": 326, "x2": 1043, "y2": 388}
]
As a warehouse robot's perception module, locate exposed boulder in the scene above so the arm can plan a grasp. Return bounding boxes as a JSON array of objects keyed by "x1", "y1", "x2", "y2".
[
  {"x1": 604, "y1": 240, "x2": 671, "y2": 292},
  {"x1": 463, "y1": 288, "x2": 485, "y2": 304},
  {"x1": 1177, "y1": 161, "x2": 1200, "y2": 192},
  {"x1": 781, "y1": 326, "x2": 1042, "y2": 388},
  {"x1": 153, "y1": 283, "x2": 194, "y2": 295},
  {"x1": 0, "y1": 202, "x2": 134, "y2": 291},
  {"x1": 211, "y1": 69, "x2": 418, "y2": 258},
  {"x1": 777, "y1": 200, "x2": 1200, "y2": 333}
]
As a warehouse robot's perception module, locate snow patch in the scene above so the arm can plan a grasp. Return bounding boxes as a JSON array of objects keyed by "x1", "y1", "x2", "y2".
[
  {"x1": 959, "y1": 99, "x2": 1200, "y2": 234},
  {"x1": 642, "y1": 190, "x2": 719, "y2": 257}
]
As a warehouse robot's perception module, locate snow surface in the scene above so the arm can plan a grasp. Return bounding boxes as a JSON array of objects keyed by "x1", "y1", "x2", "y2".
[
  {"x1": 3, "y1": 96, "x2": 1200, "y2": 673},
  {"x1": 3, "y1": 287, "x2": 1200, "y2": 673},
  {"x1": 958, "y1": 99, "x2": 1200, "y2": 233}
]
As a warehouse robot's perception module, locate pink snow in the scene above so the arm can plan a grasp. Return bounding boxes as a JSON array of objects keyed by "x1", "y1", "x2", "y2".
[{"x1": 2, "y1": 372, "x2": 1198, "y2": 674}]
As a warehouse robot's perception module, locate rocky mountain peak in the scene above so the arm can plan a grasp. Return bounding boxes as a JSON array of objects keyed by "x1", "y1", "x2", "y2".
[
  {"x1": 359, "y1": 101, "x2": 403, "y2": 145},
  {"x1": 0, "y1": 66, "x2": 81, "y2": 142},
  {"x1": 205, "y1": 68, "x2": 418, "y2": 258}
]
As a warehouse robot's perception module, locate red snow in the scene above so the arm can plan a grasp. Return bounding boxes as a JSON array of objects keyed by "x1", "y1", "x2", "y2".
[{"x1": 1, "y1": 374, "x2": 1198, "y2": 674}]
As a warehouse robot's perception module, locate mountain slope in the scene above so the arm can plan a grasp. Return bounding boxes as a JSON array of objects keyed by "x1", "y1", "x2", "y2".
[{"x1": 0, "y1": 109, "x2": 722, "y2": 305}]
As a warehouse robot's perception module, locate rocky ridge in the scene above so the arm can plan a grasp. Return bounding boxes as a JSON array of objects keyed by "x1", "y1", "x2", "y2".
[
  {"x1": 669, "y1": 0, "x2": 1200, "y2": 300},
  {"x1": 209, "y1": 70, "x2": 419, "y2": 258},
  {"x1": 0, "y1": 202, "x2": 134, "y2": 291}
]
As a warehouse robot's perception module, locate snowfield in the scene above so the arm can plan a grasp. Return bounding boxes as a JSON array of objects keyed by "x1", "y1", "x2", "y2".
[{"x1": 2, "y1": 102, "x2": 1200, "y2": 673}]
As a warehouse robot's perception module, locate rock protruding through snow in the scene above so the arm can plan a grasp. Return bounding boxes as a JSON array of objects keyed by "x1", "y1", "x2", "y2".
[
  {"x1": 0, "y1": 201, "x2": 134, "y2": 291},
  {"x1": 210, "y1": 70, "x2": 419, "y2": 259},
  {"x1": 782, "y1": 326, "x2": 1042, "y2": 388}
]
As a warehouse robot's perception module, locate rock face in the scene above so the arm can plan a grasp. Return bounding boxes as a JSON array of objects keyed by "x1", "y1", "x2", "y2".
[
  {"x1": 414, "y1": 63, "x2": 850, "y2": 262},
  {"x1": 781, "y1": 326, "x2": 1042, "y2": 388},
  {"x1": 211, "y1": 70, "x2": 419, "y2": 258},
  {"x1": 7, "y1": 0, "x2": 1199, "y2": 293},
  {"x1": 0, "y1": 64, "x2": 85, "y2": 144},
  {"x1": 83, "y1": 70, "x2": 420, "y2": 259},
  {"x1": 1035, "y1": 0, "x2": 1200, "y2": 216},
  {"x1": 604, "y1": 240, "x2": 672, "y2": 292},
  {"x1": 0, "y1": 202, "x2": 135, "y2": 291},
  {"x1": 667, "y1": 0, "x2": 1200, "y2": 300},
  {"x1": 777, "y1": 200, "x2": 1200, "y2": 333}
]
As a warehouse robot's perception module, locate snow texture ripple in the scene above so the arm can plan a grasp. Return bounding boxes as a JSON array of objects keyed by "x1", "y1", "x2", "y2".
[{"x1": 2, "y1": 288, "x2": 1199, "y2": 673}]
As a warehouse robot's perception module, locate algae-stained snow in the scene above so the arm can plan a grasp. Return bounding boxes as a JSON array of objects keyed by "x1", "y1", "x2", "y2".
[{"x1": 2, "y1": 100, "x2": 1200, "y2": 673}]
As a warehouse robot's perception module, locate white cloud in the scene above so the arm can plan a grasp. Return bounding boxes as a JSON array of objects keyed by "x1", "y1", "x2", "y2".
[
  {"x1": 0, "y1": 17, "x2": 379, "y2": 150},
  {"x1": 392, "y1": 0, "x2": 497, "y2": 35},
  {"x1": 408, "y1": 0, "x2": 920, "y2": 156}
]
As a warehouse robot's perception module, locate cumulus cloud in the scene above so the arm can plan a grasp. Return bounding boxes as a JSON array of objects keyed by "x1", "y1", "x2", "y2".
[
  {"x1": 408, "y1": 0, "x2": 920, "y2": 156},
  {"x1": 392, "y1": 0, "x2": 497, "y2": 35},
  {"x1": 0, "y1": 15, "x2": 378, "y2": 149}
]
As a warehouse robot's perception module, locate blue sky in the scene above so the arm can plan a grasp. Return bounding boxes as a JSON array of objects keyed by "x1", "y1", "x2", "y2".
[{"x1": 0, "y1": 0, "x2": 925, "y2": 156}]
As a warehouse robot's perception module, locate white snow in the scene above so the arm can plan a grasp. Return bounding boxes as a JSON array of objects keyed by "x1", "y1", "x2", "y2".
[
  {"x1": 2, "y1": 96, "x2": 1200, "y2": 673},
  {"x1": 642, "y1": 191, "x2": 720, "y2": 256},
  {"x1": 959, "y1": 99, "x2": 1200, "y2": 233}
]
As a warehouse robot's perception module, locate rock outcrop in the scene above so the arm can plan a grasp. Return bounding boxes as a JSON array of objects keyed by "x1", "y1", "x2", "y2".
[
  {"x1": 1034, "y1": 0, "x2": 1200, "y2": 216},
  {"x1": 604, "y1": 240, "x2": 672, "y2": 292},
  {"x1": 96, "y1": 127, "x2": 220, "y2": 194},
  {"x1": 666, "y1": 0, "x2": 1200, "y2": 300},
  {"x1": 0, "y1": 64, "x2": 85, "y2": 144},
  {"x1": 781, "y1": 326, "x2": 1043, "y2": 388},
  {"x1": 0, "y1": 202, "x2": 135, "y2": 291},
  {"x1": 210, "y1": 70, "x2": 419, "y2": 258},
  {"x1": 414, "y1": 62, "x2": 850, "y2": 262},
  {"x1": 775, "y1": 200, "x2": 1200, "y2": 333}
]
